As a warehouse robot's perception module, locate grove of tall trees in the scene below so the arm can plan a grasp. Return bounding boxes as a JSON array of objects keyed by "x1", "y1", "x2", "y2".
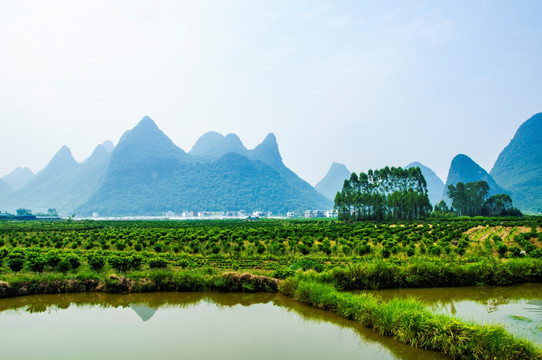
[
  {"x1": 446, "y1": 181, "x2": 522, "y2": 217},
  {"x1": 334, "y1": 166, "x2": 432, "y2": 221}
]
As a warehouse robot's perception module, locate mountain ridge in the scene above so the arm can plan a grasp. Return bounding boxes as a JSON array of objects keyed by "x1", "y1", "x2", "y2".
[
  {"x1": 77, "y1": 117, "x2": 331, "y2": 216},
  {"x1": 490, "y1": 113, "x2": 542, "y2": 213}
]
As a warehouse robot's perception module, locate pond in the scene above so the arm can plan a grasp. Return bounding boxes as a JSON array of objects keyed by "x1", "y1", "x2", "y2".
[
  {"x1": 0, "y1": 292, "x2": 447, "y2": 360},
  {"x1": 368, "y1": 283, "x2": 542, "y2": 345}
]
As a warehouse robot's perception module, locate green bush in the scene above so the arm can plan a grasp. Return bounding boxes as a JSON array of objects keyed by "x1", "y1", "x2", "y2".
[
  {"x1": 46, "y1": 251, "x2": 62, "y2": 268},
  {"x1": 271, "y1": 267, "x2": 295, "y2": 279},
  {"x1": 108, "y1": 255, "x2": 131, "y2": 272},
  {"x1": 66, "y1": 255, "x2": 81, "y2": 269},
  {"x1": 7, "y1": 258, "x2": 25, "y2": 272},
  {"x1": 56, "y1": 259, "x2": 72, "y2": 273},
  {"x1": 148, "y1": 257, "x2": 168, "y2": 268},
  {"x1": 290, "y1": 259, "x2": 324, "y2": 272},
  {"x1": 28, "y1": 255, "x2": 47, "y2": 273},
  {"x1": 87, "y1": 254, "x2": 105, "y2": 271}
]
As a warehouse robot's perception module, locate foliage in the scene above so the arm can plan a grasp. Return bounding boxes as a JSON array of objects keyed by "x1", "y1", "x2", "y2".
[
  {"x1": 148, "y1": 257, "x2": 168, "y2": 268},
  {"x1": 335, "y1": 166, "x2": 431, "y2": 221},
  {"x1": 16, "y1": 208, "x2": 32, "y2": 216},
  {"x1": 447, "y1": 181, "x2": 522, "y2": 217}
]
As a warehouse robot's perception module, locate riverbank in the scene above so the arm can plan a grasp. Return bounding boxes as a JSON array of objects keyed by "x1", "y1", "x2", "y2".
[
  {"x1": 280, "y1": 276, "x2": 541, "y2": 360},
  {"x1": 0, "y1": 270, "x2": 279, "y2": 297},
  {"x1": 0, "y1": 268, "x2": 541, "y2": 359}
]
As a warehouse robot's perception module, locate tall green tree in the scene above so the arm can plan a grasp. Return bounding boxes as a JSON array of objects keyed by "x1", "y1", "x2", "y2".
[{"x1": 334, "y1": 166, "x2": 431, "y2": 221}]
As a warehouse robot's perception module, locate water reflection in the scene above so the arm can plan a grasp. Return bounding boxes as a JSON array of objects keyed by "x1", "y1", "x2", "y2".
[{"x1": 0, "y1": 292, "x2": 447, "y2": 360}]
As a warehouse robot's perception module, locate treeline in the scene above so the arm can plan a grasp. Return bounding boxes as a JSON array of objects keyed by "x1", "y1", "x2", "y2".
[
  {"x1": 436, "y1": 180, "x2": 522, "y2": 217},
  {"x1": 334, "y1": 166, "x2": 431, "y2": 221}
]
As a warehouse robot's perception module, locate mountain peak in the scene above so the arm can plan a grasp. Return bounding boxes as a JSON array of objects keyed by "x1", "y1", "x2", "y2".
[
  {"x1": 101, "y1": 140, "x2": 115, "y2": 152},
  {"x1": 444, "y1": 153, "x2": 503, "y2": 201},
  {"x1": 2, "y1": 166, "x2": 34, "y2": 191},
  {"x1": 138, "y1": 116, "x2": 157, "y2": 127},
  {"x1": 262, "y1": 133, "x2": 277, "y2": 145},
  {"x1": 315, "y1": 162, "x2": 351, "y2": 200},
  {"x1": 250, "y1": 133, "x2": 282, "y2": 165},
  {"x1": 190, "y1": 131, "x2": 247, "y2": 160},
  {"x1": 51, "y1": 145, "x2": 77, "y2": 165},
  {"x1": 329, "y1": 162, "x2": 349, "y2": 172},
  {"x1": 84, "y1": 144, "x2": 111, "y2": 165},
  {"x1": 118, "y1": 116, "x2": 186, "y2": 154}
]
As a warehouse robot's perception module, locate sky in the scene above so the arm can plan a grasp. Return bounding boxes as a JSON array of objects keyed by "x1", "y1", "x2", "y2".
[{"x1": 1, "y1": 0, "x2": 541, "y2": 185}]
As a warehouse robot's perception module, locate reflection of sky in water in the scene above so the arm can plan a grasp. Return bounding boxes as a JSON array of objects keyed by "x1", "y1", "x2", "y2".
[
  {"x1": 0, "y1": 293, "x2": 447, "y2": 360},
  {"x1": 431, "y1": 299, "x2": 542, "y2": 344}
]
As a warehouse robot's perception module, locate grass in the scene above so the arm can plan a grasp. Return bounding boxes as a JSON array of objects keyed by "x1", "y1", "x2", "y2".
[
  {"x1": 280, "y1": 276, "x2": 542, "y2": 360},
  {"x1": 0, "y1": 268, "x2": 279, "y2": 297}
]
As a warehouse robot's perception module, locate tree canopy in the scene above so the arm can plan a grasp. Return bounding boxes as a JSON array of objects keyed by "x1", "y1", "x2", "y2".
[
  {"x1": 446, "y1": 181, "x2": 522, "y2": 217},
  {"x1": 334, "y1": 166, "x2": 432, "y2": 221}
]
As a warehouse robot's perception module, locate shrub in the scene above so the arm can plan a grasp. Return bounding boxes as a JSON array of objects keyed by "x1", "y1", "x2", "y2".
[
  {"x1": 271, "y1": 268, "x2": 295, "y2": 279},
  {"x1": 28, "y1": 255, "x2": 47, "y2": 273},
  {"x1": 66, "y1": 255, "x2": 81, "y2": 269},
  {"x1": 108, "y1": 255, "x2": 131, "y2": 272},
  {"x1": 497, "y1": 243, "x2": 508, "y2": 255},
  {"x1": 128, "y1": 254, "x2": 143, "y2": 269},
  {"x1": 7, "y1": 258, "x2": 25, "y2": 272},
  {"x1": 45, "y1": 251, "x2": 62, "y2": 268},
  {"x1": 87, "y1": 254, "x2": 105, "y2": 271},
  {"x1": 148, "y1": 257, "x2": 168, "y2": 268},
  {"x1": 56, "y1": 259, "x2": 72, "y2": 273},
  {"x1": 381, "y1": 247, "x2": 391, "y2": 258},
  {"x1": 290, "y1": 259, "x2": 324, "y2": 272}
]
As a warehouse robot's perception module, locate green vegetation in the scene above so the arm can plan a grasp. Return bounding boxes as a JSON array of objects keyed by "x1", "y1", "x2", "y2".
[
  {"x1": 0, "y1": 217, "x2": 541, "y2": 276},
  {"x1": 279, "y1": 277, "x2": 540, "y2": 360},
  {"x1": 334, "y1": 166, "x2": 431, "y2": 221},
  {"x1": 447, "y1": 180, "x2": 522, "y2": 217},
  {"x1": 1, "y1": 217, "x2": 541, "y2": 359}
]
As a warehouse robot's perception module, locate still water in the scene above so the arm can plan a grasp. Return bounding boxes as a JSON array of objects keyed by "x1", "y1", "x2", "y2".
[
  {"x1": 0, "y1": 292, "x2": 447, "y2": 360},
  {"x1": 369, "y1": 283, "x2": 542, "y2": 345}
]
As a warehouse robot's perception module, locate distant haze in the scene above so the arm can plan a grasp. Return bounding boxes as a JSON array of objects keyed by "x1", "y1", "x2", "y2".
[{"x1": 1, "y1": 1, "x2": 541, "y2": 184}]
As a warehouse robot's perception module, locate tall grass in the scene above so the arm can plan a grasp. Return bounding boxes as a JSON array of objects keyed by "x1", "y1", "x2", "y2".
[
  {"x1": 319, "y1": 258, "x2": 542, "y2": 290},
  {"x1": 0, "y1": 269, "x2": 279, "y2": 298},
  {"x1": 280, "y1": 277, "x2": 541, "y2": 360}
]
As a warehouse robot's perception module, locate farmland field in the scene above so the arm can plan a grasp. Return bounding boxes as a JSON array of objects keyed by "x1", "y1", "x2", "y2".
[{"x1": 1, "y1": 217, "x2": 541, "y2": 359}]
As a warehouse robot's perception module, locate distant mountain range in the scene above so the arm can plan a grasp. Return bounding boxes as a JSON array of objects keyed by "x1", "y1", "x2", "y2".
[
  {"x1": 0, "y1": 116, "x2": 330, "y2": 216},
  {"x1": 79, "y1": 117, "x2": 331, "y2": 216},
  {"x1": 0, "y1": 142, "x2": 112, "y2": 214},
  {"x1": 1, "y1": 113, "x2": 540, "y2": 215},
  {"x1": 313, "y1": 113, "x2": 541, "y2": 214}
]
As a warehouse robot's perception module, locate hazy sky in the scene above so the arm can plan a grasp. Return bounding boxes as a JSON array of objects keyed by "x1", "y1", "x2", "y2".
[{"x1": 1, "y1": 0, "x2": 541, "y2": 185}]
